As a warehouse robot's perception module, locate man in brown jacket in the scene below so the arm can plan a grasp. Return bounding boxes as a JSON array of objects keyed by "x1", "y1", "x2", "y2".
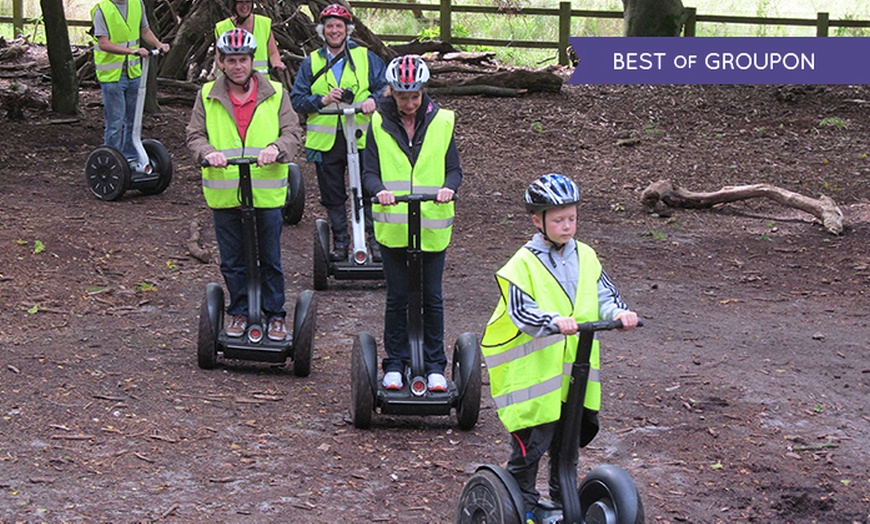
[{"x1": 186, "y1": 28, "x2": 301, "y2": 341}]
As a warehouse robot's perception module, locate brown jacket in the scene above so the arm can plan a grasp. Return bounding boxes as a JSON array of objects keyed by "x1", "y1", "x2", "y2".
[{"x1": 186, "y1": 72, "x2": 302, "y2": 163}]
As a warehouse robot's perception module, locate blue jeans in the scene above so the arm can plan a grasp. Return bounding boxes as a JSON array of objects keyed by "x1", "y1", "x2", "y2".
[
  {"x1": 213, "y1": 207, "x2": 286, "y2": 319},
  {"x1": 380, "y1": 245, "x2": 447, "y2": 375},
  {"x1": 100, "y1": 74, "x2": 140, "y2": 160}
]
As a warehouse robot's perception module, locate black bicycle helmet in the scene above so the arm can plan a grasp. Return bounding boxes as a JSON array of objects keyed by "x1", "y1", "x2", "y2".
[{"x1": 523, "y1": 173, "x2": 581, "y2": 213}]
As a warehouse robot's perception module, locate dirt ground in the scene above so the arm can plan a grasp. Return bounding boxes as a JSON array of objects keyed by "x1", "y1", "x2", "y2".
[{"x1": 1, "y1": 46, "x2": 869, "y2": 523}]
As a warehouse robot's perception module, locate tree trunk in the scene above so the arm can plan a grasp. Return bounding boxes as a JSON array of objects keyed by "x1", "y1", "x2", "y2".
[
  {"x1": 622, "y1": 0, "x2": 686, "y2": 36},
  {"x1": 39, "y1": 0, "x2": 78, "y2": 115}
]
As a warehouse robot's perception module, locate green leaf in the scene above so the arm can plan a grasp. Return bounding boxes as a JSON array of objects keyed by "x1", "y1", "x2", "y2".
[
  {"x1": 33, "y1": 240, "x2": 45, "y2": 254},
  {"x1": 27, "y1": 305, "x2": 39, "y2": 314}
]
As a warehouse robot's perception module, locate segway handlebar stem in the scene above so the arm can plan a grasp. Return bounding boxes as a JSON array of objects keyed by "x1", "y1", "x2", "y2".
[{"x1": 575, "y1": 317, "x2": 644, "y2": 333}]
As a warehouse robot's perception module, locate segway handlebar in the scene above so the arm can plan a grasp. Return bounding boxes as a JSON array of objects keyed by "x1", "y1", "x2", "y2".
[
  {"x1": 575, "y1": 317, "x2": 644, "y2": 332},
  {"x1": 369, "y1": 193, "x2": 459, "y2": 204},
  {"x1": 318, "y1": 106, "x2": 365, "y2": 115},
  {"x1": 200, "y1": 154, "x2": 287, "y2": 168}
]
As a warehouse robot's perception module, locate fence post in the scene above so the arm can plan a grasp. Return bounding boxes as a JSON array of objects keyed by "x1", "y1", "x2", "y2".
[
  {"x1": 558, "y1": 2, "x2": 570, "y2": 65},
  {"x1": 440, "y1": 0, "x2": 451, "y2": 44},
  {"x1": 683, "y1": 7, "x2": 696, "y2": 37},
  {"x1": 13, "y1": 0, "x2": 23, "y2": 37},
  {"x1": 816, "y1": 12, "x2": 829, "y2": 36}
]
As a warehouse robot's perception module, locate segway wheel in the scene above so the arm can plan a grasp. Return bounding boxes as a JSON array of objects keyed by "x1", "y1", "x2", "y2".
[
  {"x1": 85, "y1": 146, "x2": 131, "y2": 201},
  {"x1": 282, "y1": 163, "x2": 305, "y2": 225},
  {"x1": 291, "y1": 290, "x2": 317, "y2": 377},
  {"x1": 313, "y1": 222, "x2": 330, "y2": 291},
  {"x1": 197, "y1": 284, "x2": 224, "y2": 369},
  {"x1": 453, "y1": 333, "x2": 481, "y2": 431},
  {"x1": 350, "y1": 333, "x2": 376, "y2": 429},
  {"x1": 456, "y1": 469, "x2": 523, "y2": 524},
  {"x1": 578, "y1": 464, "x2": 645, "y2": 524},
  {"x1": 137, "y1": 139, "x2": 173, "y2": 195}
]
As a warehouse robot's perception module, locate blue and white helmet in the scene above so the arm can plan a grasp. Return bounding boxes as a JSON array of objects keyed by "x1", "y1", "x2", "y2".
[{"x1": 523, "y1": 173, "x2": 581, "y2": 213}]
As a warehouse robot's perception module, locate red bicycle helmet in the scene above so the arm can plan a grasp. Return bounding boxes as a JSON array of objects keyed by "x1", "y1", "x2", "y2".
[{"x1": 320, "y1": 4, "x2": 352, "y2": 23}]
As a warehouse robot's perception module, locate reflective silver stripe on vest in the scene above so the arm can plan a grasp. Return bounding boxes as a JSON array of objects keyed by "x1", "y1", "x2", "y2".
[
  {"x1": 307, "y1": 123, "x2": 336, "y2": 135},
  {"x1": 492, "y1": 374, "x2": 563, "y2": 410},
  {"x1": 561, "y1": 362, "x2": 600, "y2": 384},
  {"x1": 203, "y1": 179, "x2": 239, "y2": 189},
  {"x1": 253, "y1": 59, "x2": 268, "y2": 70},
  {"x1": 371, "y1": 212, "x2": 453, "y2": 230},
  {"x1": 413, "y1": 185, "x2": 443, "y2": 193},
  {"x1": 216, "y1": 148, "x2": 246, "y2": 158},
  {"x1": 484, "y1": 334, "x2": 564, "y2": 369},
  {"x1": 95, "y1": 62, "x2": 123, "y2": 71},
  {"x1": 252, "y1": 178, "x2": 288, "y2": 189},
  {"x1": 383, "y1": 180, "x2": 411, "y2": 192}
]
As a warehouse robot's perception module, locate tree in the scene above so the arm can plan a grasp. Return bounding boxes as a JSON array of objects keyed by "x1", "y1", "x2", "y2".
[
  {"x1": 40, "y1": 0, "x2": 78, "y2": 114},
  {"x1": 622, "y1": 0, "x2": 686, "y2": 36}
]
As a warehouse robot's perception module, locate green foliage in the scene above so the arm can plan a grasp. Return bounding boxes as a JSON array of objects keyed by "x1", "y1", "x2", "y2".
[{"x1": 819, "y1": 117, "x2": 847, "y2": 129}]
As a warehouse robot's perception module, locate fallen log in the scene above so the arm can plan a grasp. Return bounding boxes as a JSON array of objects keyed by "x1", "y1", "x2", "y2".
[
  {"x1": 428, "y1": 85, "x2": 527, "y2": 97},
  {"x1": 640, "y1": 179, "x2": 845, "y2": 235}
]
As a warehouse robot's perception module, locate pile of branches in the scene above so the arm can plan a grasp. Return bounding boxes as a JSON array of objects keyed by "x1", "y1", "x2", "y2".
[{"x1": 74, "y1": 0, "x2": 562, "y2": 97}]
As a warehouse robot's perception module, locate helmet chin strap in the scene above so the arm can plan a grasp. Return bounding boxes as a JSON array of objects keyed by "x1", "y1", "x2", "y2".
[
  {"x1": 224, "y1": 67, "x2": 254, "y2": 91},
  {"x1": 537, "y1": 210, "x2": 566, "y2": 251}
]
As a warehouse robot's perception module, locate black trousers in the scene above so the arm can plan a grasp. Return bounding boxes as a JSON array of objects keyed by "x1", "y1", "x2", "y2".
[
  {"x1": 315, "y1": 130, "x2": 372, "y2": 246},
  {"x1": 506, "y1": 410, "x2": 599, "y2": 513}
]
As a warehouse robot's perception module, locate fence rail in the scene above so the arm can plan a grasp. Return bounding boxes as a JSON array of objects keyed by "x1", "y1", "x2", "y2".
[{"x1": 3, "y1": 0, "x2": 870, "y2": 65}]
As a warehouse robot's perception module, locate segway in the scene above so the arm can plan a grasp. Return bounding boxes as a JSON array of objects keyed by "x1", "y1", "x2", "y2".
[
  {"x1": 281, "y1": 162, "x2": 305, "y2": 225},
  {"x1": 312, "y1": 106, "x2": 383, "y2": 290},
  {"x1": 197, "y1": 157, "x2": 317, "y2": 376},
  {"x1": 350, "y1": 194, "x2": 481, "y2": 430},
  {"x1": 85, "y1": 49, "x2": 173, "y2": 201},
  {"x1": 456, "y1": 319, "x2": 645, "y2": 524}
]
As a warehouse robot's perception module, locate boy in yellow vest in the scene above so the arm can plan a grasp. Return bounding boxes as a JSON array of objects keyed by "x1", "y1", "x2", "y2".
[
  {"x1": 481, "y1": 174, "x2": 639, "y2": 523},
  {"x1": 91, "y1": 0, "x2": 169, "y2": 161},
  {"x1": 186, "y1": 29, "x2": 301, "y2": 341}
]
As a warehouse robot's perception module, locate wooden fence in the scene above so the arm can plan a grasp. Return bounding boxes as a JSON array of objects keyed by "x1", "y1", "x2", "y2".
[{"x1": 3, "y1": 0, "x2": 870, "y2": 65}]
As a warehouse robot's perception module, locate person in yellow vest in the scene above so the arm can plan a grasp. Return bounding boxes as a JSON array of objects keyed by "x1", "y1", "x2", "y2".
[
  {"x1": 91, "y1": 0, "x2": 169, "y2": 161},
  {"x1": 214, "y1": 0, "x2": 285, "y2": 74},
  {"x1": 290, "y1": 3, "x2": 387, "y2": 262},
  {"x1": 362, "y1": 55, "x2": 462, "y2": 393},
  {"x1": 481, "y1": 173, "x2": 639, "y2": 523},
  {"x1": 186, "y1": 29, "x2": 302, "y2": 341}
]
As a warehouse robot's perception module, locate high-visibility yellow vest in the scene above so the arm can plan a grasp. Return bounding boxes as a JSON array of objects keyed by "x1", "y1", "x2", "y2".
[
  {"x1": 370, "y1": 109, "x2": 455, "y2": 252},
  {"x1": 91, "y1": 0, "x2": 142, "y2": 82},
  {"x1": 199, "y1": 80, "x2": 288, "y2": 209},
  {"x1": 481, "y1": 243, "x2": 603, "y2": 433},
  {"x1": 305, "y1": 46, "x2": 371, "y2": 151},
  {"x1": 215, "y1": 15, "x2": 272, "y2": 73}
]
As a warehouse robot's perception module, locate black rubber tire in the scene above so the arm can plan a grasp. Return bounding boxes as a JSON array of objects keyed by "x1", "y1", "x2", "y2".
[
  {"x1": 137, "y1": 139, "x2": 173, "y2": 195},
  {"x1": 291, "y1": 290, "x2": 316, "y2": 377},
  {"x1": 350, "y1": 333, "x2": 376, "y2": 429},
  {"x1": 282, "y1": 163, "x2": 305, "y2": 225},
  {"x1": 453, "y1": 333, "x2": 482, "y2": 431},
  {"x1": 578, "y1": 464, "x2": 645, "y2": 524},
  {"x1": 313, "y1": 223, "x2": 329, "y2": 291},
  {"x1": 196, "y1": 296, "x2": 218, "y2": 370},
  {"x1": 85, "y1": 145, "x2": 131, "y2": 201},
  {"x1": 456, "y1": 469, "x2": 523, "y2": 524}
]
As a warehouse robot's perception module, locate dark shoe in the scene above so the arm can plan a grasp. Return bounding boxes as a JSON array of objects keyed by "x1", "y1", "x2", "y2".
[
  {"x1": 267, "y1": 317, "x2": 288, "y2": 341},
  {"x1": 369, "y1": 240, "x2": 381, "y2": 262},
  {"x1": 225, "y1": 315, "x2": 247, "y2": 337},
  {"x1": 330, "y1": 244, "x2": 348, "y2": 262}
]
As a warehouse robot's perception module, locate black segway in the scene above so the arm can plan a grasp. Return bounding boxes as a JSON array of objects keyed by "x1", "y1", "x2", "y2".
[
  {"x1": 350, "y1": 194, "x2": 481, "y2": 430},
  {"x1": 281, "y1": 162, "x2": 305, "y2": 225},
  {"x1": 456, "y1": 319, "x2": 645, "y2": 524},
  {"x1": 312, "y1": 106, "x2": 383, "y2": 290},
  {"x1": 85, "y1": 49, "x2": 173, "y2": 201},
  {"x1": 197, "y1": 157, "x2": 317, "y2": 376}
]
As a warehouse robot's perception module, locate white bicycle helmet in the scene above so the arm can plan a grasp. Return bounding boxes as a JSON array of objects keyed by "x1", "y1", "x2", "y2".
[
  {"x1": 216, "y1": 28, "x2": 257, "y2": 57},
  {"x1": 386, "y1": 55, "x2": 430, "y2": 92}
]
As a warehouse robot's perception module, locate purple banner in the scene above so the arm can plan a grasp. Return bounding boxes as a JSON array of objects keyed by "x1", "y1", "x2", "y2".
[{"x1": 568, "y1": 37, "x2": 870, "y2": 84}]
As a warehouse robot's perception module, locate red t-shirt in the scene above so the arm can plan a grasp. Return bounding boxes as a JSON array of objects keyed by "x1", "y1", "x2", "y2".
[{"x1": 228, "y1": 76, "x2": 258, "y2": 141}]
